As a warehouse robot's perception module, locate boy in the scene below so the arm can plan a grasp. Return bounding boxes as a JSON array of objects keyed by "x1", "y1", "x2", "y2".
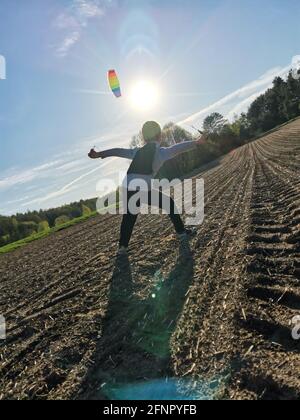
[{"x1": 89, "y1": 121, "x2": 205, "y2": 256}]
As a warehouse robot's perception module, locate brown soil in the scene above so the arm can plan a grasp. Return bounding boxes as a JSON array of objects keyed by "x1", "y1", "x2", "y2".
[{"x1": 0, "y1": 119, "x2": 299, "y2": 400}]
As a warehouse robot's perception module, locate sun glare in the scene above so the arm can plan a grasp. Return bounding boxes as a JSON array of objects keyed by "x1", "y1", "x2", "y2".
[{"x1": 128, "y1": 80, "x2": 160, "y2": 112}]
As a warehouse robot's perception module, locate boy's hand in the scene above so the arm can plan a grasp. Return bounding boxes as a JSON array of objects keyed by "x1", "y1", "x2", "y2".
[
  {"x1": 88, "y1": 148, "x2": 105, "y2": 159},
  {"x1": 196, "y1": 134, "x2": 208, "y2": 145}
]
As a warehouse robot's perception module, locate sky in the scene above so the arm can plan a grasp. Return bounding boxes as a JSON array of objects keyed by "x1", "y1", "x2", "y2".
[{"x1": 0, "y1": 0, "x2": 300, "y2": 215}]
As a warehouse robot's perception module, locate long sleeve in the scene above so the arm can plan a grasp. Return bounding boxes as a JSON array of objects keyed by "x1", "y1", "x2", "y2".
[
  {"x1": 159, "y1": 141, "x2": 196, "y2": 163},
  {"x1": 101, "y1": 148, "x2": 138, "y2": 160}
]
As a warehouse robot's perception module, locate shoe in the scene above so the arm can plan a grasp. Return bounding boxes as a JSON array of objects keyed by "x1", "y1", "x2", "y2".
[{"x1": 117, "y1": 246, "x2": 128, "y2": 257}]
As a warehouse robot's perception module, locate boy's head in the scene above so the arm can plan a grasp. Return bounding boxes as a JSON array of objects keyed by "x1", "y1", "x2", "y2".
[{"x1": 142, "y1": 121, "x2": 162, "y2": 144}]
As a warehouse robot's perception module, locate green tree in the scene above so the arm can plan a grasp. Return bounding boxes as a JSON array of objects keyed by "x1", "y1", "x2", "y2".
[
  {"x1": 55, "y1": 215, "x2": 70, "y2": 227},
  {"x1": 162, "y1": 122, "x2": 193, "y2": 146},
  {"x1": 38, "y1": 221, "x2": 50, "y2": 232},
  {"x1": 284, "y1": 71, "x2": 300, "y2": 119},
  {"x1": 19, "y1": 221, "x2": 38, "y2": 237},
  {"x1": 130, "y1": 132, "x2": 144, "y2": 148},
  {"x1": 236, "y1": 113, "x2": 252, "y2": 141},
  {"x1": 0, "y1": 234, "x2": 10, "y2": 246},
  {"x1": 203, "y1": 113, "x2": 227, "y2": 135},
  {"x1": 81, "y1": 204, "x2": 92, "y2": 217}
]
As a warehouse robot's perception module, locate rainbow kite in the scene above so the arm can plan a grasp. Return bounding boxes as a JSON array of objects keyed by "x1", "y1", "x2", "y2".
[{"x1": 108, "y1": 70, "x2": 121, "y2": 98}]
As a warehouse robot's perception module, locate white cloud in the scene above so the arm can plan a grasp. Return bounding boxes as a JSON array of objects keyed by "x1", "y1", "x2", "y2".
[
  {"x1": 21, "y1": 157, "x2": 122, "y2": 207},
  {"x1": 179, "y1": 55, "x2": 300, "y2": 127},
  {"x1": 56, "y1": 31, "x2": 81, "y2": 57},
  {"x1": 5, "y1": 196, "x2": 32, "y2": 206},
  {"x1": 54, "y1": 0, "x2": 106, "y2": 57},
  {"x1": 74, "y1": 0, "x2": 104, "y2": 23},
  {"x1": 1, "y1": 126, "x2": 134, "y2": 212},
  {"x1": 225, "y1": 89, "x2": 268, "y2": 121},
  {"x1": 54, "y1": 158, "x2": 88, "y2": 174},
  {"x1": 54, "y1": 14, "x2": 78, "y2": 30},
  {"x1": 0, "y1": 124, "x2": 134, "y2": 204},
  {"x1": 0, "y1": 160, "x2": 63, "y2": 191}
]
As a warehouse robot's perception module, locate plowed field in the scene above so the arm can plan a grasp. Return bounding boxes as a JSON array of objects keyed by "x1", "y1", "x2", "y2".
[{"x1": 0, "y1": 119, "x2": 299, "y2": 400}]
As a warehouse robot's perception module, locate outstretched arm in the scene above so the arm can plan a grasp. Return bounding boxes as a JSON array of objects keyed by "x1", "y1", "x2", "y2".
[
  {"x1": 160, "y1": 135, "x2": 207, "y2": 162},
  {"x1": 88, "y1": 148, "x2": 137, "y2": 160}
]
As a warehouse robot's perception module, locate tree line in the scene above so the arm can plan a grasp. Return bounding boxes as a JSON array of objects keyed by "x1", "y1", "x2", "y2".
[{"x1": 0, "y1": 198, "x2": 97, "y2": 247}]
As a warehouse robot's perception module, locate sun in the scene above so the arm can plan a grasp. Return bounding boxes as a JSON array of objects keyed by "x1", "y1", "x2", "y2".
[{"x1": 128, "y1": 80, "x2": 160, "y2": 112}]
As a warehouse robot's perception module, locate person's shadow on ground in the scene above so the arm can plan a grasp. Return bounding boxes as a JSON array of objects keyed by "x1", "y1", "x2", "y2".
[{"x1": 79, "y1": 250, "x2": 195, "y2": 400}]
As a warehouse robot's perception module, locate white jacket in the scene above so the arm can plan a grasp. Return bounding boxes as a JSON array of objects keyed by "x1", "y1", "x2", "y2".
[{"x1": 102, "y1": 141, "x2": 197, "y2": 190}]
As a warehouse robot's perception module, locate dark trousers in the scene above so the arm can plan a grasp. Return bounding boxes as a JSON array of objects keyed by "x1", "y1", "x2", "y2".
[{"x1": 119, "y1": 190, "x2": 185, "y2": 248}]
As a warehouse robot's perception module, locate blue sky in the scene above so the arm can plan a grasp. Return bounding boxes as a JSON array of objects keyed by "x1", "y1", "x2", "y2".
[{"x1": 0, "y1": 0, "x2": 300, "y2": 215}]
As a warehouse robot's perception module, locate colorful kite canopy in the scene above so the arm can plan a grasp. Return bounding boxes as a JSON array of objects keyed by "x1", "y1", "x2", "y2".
[{"x1": 108, "y1": 70, "x2": 121, "y2": 98}]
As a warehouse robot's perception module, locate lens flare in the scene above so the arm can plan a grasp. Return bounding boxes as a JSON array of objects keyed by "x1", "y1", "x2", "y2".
[{"x1": 128, "y1": 80, "x2": 160, "y2": 112}]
